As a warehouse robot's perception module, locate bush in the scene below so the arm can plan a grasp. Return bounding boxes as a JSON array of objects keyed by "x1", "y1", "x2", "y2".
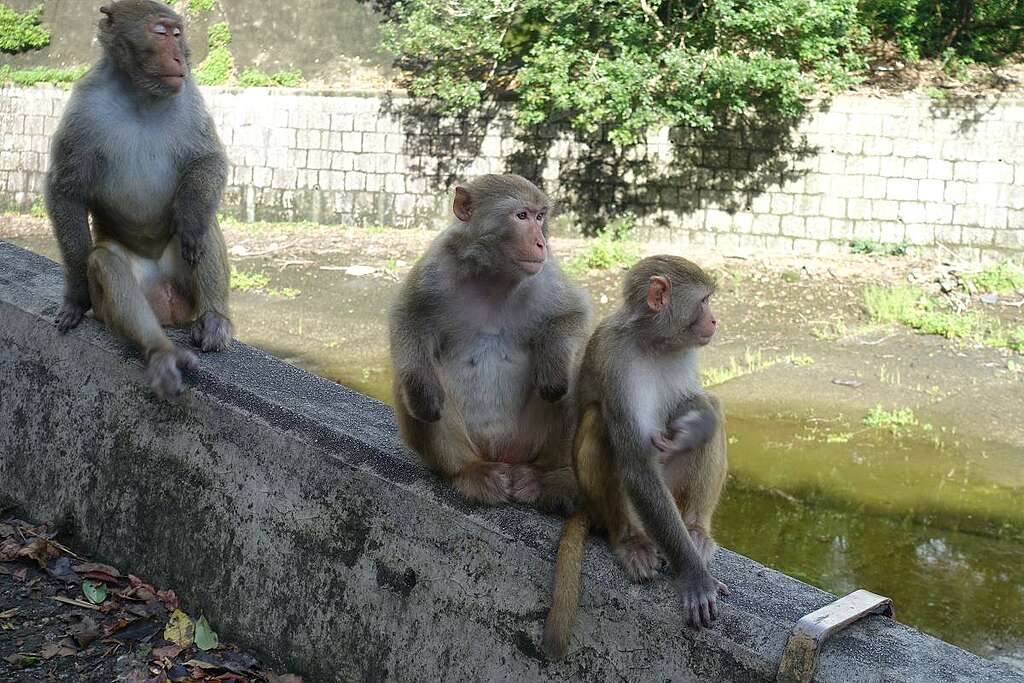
[
  {"x1": 0, "y1": 65, "x2": 87, "y2": 86},
  {"x1": 194, "y1": 23, "x2": 234, "y2": 86},
  {"x1": 859, "y1": 0, "x2": 1024, "y2": 62},
  {"x1": 0, "y1": 4, "x2": 51, "y2": 53},
  {"x1": 238, "y1": 68, "x2": 304, "y2": 88},
  {"x1": 382, "y1": 0, "x2": 867, "y2": 144}
]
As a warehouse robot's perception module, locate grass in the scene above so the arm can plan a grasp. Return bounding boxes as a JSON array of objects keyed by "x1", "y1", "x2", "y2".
[
  {"x1": 850, "y1": 239, "x2": 910, "y2": 256},
  {"x1": 219, "y1": 214, "x2": 326, "y2": 234},
  {"x1": 864, "y1": 284, "x2": 1024, "y2": 352},
  {"x1": 237, "y1": 69, "x2": 304, "y2": 88},
  {"x1": 0, "y1": 65, "x2": 87, "y2": 87},
  {"x1": 564, "y1": 235, "x2": 640, "y2": 276},
  {"x1": 0, "y1": 4, "x2": 50, "y2": 53},
  {"x1": 701, "y1": 350, "x2": 813, "y2": 387},
  {"x1": 961, "y1": 261, "x2": 1024, "y2": 294},
  {"x1": 811, "y1": 317, "x2": 849, "y2": 340},
  {"x1": 29, "y1": 198, "x2": 45, "y2": 218},
  {"x1": 864, "y1": 405, "x2": 918, "y2": 430},
  {"x1": 229, "y1": 267, "x2": 269, "y2": 293}
]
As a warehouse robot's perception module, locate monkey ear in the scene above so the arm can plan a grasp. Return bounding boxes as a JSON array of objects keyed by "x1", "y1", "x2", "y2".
[
  {"x1": 453, "y1": 186, "x2": 473, "y2": 223},
  {"x1": 99, "y1": 6, "x2": 114, "y2": 24},
  {"x1": 647, "y1": 276, "x2": 671, "y2": 313}
]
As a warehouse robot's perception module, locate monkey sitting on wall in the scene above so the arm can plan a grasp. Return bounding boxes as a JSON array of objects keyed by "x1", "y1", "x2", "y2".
[
  {"x1": 543, "y1": 255, "x2": 730, "y2": 659},
  {"x1": 389, "y1": 175, "x2": 592, "y2": 509},
  {"x1": 46, "y1": 0, "x2": 232, "y2": 401}
]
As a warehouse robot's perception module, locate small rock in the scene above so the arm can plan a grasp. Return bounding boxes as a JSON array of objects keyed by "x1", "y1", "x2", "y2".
[
  {"x1": 938, "y1": 277, "x2": 956, "y2": 293},
  {"x1": 981, "y1": 293, "x2": 999, "y2": 305},
  {"x1": 344, "y1": 265, "x2": 378, "y2": 277},
  {"x1": 599, "y1": 293, "x2": 609, "y2": 304}
]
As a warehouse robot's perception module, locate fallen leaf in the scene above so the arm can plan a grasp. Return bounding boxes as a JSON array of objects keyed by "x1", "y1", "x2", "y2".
[
  {"x1": 112, "y1": 617, "x2": 162, "y2": 643},
  {"x1": 163, "y1": 609, "x2": 194, "y2": 648},
  {"x1": 72, "y1": 561, "x2": 122, "y2": 578},
  {"x1": 47, "y1": 556, "x2": 80, "y2": 584},
  {"x1": 39, "y1": 640, "x2": 77, "y2": 660},
  {"x1": 151, "y1": 644, "x2": 183, "y2": 660},
  {"x1": 4, "y1": 652, "x2": 40, "y2": 668},
  {"x1": 157, "y1": 589, "x2": 180, "y2": 612},
  {"x1": 0, "y1": 608, "x2": 17, "y2": 619},
  {"x1": 194, "y1": 615, "x2": 219, "y2": 651},
  {"x1": 0, "y1": 538, "x2": 22, "y2": 561},
  {"x1": 12, "y1": 566, "x2": 28, "y2": 582},
  {"x1": 83, "y1": 570, "x2": 121, "y2": 585},
  {"x1": 0, "y1": 522, "x2": 16, "y2": 538},
  {"x1": 167, "y1": 663, "x2": 193, "y2": 682},
  {"x1": 17, "y1": 537, "x2": 61, "y2": 568},
  {"x1": 265, "y1": 674, "x2": 304, "y2": 683},
  {"x1": 83, "y1": 580, "x2": 108, "y2": 605}
]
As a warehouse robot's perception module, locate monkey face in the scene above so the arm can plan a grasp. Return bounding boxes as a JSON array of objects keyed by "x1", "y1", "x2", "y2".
[
  {"x1": 690, "y1": 295, "x2": 717, "y2": 345},
  {"x1": 99, "y1": 2, "x2": 190, "y2": 98},
  {"x1": 148, "y1": 18, "x2": 188, "y2": 92},
  {"x1": 507, "y1": 206, "x2": 548, "y2": 275}
]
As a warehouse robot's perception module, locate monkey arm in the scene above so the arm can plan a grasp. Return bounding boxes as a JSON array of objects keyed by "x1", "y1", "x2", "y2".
[
  {"x1": 653, "y1": 393, "x2": 720, "y2": 455},
  {"x1": 530, "y1": 298, "x2": 591, "y2": 402},
  {"x1": 389, "y1": 294, "x2": 445, "y2": 423},
  {"x1": 45, "y1": 130, "x2": 98, "y2": 320},
  {"x1": 173, "y1": 150, "x2": 227, "y2": 266}
]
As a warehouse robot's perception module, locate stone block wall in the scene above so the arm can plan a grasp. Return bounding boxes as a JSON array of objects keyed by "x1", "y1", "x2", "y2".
[{"x1": 2, "y1": 84, "x2": 1023, "y2": 260}]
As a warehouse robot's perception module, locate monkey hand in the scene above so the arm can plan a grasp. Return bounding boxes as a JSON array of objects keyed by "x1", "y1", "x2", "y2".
[
  {"x1": 179, "y1": 229, "x2": 206, "y2": 266},
  {"x1": 653, "y1": 409, "x2": 717, "y2": 454},
  {"x1": 677, "y1": 568, "x2": 730, "y2": 630},
  {"x1": 402, "y1": 372, "x2": 445, "y2": 423},
  {"x1": 55, "y1": 300, "x2": 88, "y2": 333},
  {"x1": 146, "y1": 347, "x2": 199, "y2": 402}
]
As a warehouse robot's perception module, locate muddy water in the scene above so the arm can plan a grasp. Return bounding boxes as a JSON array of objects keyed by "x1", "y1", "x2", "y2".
[{"x1": 6, "y1": 233, "x2": 1023, "y2": 671}]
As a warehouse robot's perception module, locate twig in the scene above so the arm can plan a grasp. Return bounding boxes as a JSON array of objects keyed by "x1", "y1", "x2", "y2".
[{"x1": 51, "y1": 596, "x2": 101, "y2": 611}]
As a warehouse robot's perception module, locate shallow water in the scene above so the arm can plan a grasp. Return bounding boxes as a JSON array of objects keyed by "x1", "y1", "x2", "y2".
[{"x1": 5, "y1": 232, "x2": 1023, "y2": 671}]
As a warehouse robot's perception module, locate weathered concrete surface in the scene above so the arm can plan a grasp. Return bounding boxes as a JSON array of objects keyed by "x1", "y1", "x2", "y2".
[{"x1": 0, "y1": 240, "x2": 1018, "y2": 683}]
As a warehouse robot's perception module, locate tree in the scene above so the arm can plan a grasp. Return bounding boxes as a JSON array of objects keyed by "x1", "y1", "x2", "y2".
[{"x1": 382, "y1": 0, "x2": 868, "y2": 144}]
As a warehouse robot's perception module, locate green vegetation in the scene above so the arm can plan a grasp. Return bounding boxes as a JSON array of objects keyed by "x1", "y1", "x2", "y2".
[
  {"x1": 702, "y1": 349, "x2": 812, "y2": 386},
  {"x1": 29, "y1": 198, "x2": 45, "y2": 218},
  {"x1": 0, "y1": 4, "x2": 50, "y2": 53},
  {"x1": 961, "y1": 261, "x2": 1024, "y2": 294},
  {"x1": 186, "y1": 0, "x2": 215, "y2": 15},
  {"x1": 229, "y1": 267, "x2": 268, "y2": 293},
  {"x1": 194, "y1": 22, "x2": 234, "y2": 86},
  {"x1": 864, "y1": 405, "x2": 918, "y2": 430},
  {"x1": 864, "y1": 284, "x2": 1024, "y2": 352},
  {"x1": 850, "y1": 239, "x2": 910, "y2": 256},
  {"x1": 237, "y1": 68, "x2": 304, "y2": 88},
  {"x1": 564, "y1": 234, "x2": 640, "y2": 276},
  {"x1": 0, "y1": 65, "x2": 86, "y2": 86},
  {"x1": 860, "y1": 0, "x2": 1023, "y2": 63},
  {"x1": 382, "y1": 0, "x2": 867, "y2": 145}
]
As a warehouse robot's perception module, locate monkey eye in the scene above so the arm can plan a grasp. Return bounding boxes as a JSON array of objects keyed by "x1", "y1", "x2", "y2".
[
  {"x1": 153, "y1": 24, "x2": 168, "y2": 35},
  {"x1": 536, "y1": 212, "x2": 546, "y2": 221},
  {"x1": 516, "y1": 210, "x2": 528, "y2": 220}
]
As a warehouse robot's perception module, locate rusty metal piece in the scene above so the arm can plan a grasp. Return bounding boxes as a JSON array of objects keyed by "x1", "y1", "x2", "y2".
[{"x1": 776, "y1": 589, "x2": 895, "y2": 683}]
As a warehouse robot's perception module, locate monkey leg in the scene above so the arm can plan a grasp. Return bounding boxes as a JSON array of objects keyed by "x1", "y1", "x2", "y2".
[
  {"x1": 87, "y1": 247, "x2": 198, "y2": 401},
  {"x1": 182, "y1": 226, "x2": 233, "y2": 352},
  {"x1": 609, "y1": 522, "x2": 664, "y2": 582},
  {"x1": 509, "y1": 403, "x2": 579, "y2": 510}
]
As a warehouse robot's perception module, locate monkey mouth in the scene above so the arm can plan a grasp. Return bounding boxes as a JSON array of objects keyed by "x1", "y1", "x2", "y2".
[
  {"x1": 160, "y1": 74, "x2": 186, "y2": 88},
  {"x1": 516, "y1": 258, "x2": 545, "y2": 274}
]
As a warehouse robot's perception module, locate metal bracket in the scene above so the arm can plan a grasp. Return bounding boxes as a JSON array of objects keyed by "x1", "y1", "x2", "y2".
[{"x1": 776, "y1": 589, "x2": 895, "y2": 683}]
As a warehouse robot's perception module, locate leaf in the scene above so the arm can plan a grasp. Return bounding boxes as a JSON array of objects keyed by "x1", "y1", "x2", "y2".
[
  {"x1": 0, "y1": 608, "x2": 17, "y2": 619},
  {"x1": 47, "y1": 556, "x2": 79, "y2": 584},
  {"x1": 194, "y1": 615, "x2": 219, "y2": 651},
  {"x1": 157, "y1": 589, "x2": 180, "y2": 612},
  {"x1": 163, "y1": 609, "x2": 194, "y2": 648},
  {"x1": 17, "y1": 537, "x2": 60, "y2": 568},
  {"x1": 69, "y1": 615, "x2": 100, "y2": 648},
  {"x1": 4, "y1": 652, "x2": 39, "y2": 668},
  {"x1": 265, "y1": 674, "x2": 304, "y2": 683},
  {"x1": 151, "y1": 644, "x2": 183, "y2": 660},
  {"x1": 82, "y1": 580, "x2": 108, "y2": 605},
  {"x1": 72, "y1": 561, "x2": 122, "y2": 578}
]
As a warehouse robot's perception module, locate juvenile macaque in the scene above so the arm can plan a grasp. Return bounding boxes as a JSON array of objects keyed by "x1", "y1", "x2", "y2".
[
  {"x1": 389, "y1": 175, "x2": 592, "y2": 508},
  {"x1": 46, "y1": 0, "x2": 232, "y2": 400},
  {"x1": 543, "y1": 255, "x2": 729, "y2": 659}
]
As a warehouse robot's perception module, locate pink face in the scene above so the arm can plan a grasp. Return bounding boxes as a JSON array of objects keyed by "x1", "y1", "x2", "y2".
[
  {"x1": 692, "y1": 295, "x2": 717, "y2": 345},
  {"x1": 149, "y1": 18, "x2": 186, "y2": 90},
  {"x1": 509, "y1": 206, "x2": 547, "y2": 275}
]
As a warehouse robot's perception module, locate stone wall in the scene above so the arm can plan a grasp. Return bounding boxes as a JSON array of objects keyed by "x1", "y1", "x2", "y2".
[{"x1": 2, "y1": 84, "x2": 1023, "y2": 261}]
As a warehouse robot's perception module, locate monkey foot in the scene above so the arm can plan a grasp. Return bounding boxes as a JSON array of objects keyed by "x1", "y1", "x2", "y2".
[
  {"x1": 190, "y1": 311, "x2": 233, "y2": 352},
  {"x1": 147, "y1": 347, "x2": 199, "y2": 402},
  {"x1": 454, "y1": 462, "x2": 512, "y2": 505},
  {"x1": 615, "y1": 537, "x2": 663, "y2": 582},
  {"x1": 55, "y1": 301, "x2": 87, "y2": 333},
  {"x1": 509, "y1": 465, "x2": 542, "y2": 504}
]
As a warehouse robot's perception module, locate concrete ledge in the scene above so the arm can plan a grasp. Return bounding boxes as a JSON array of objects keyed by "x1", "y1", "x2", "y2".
[{"x1": 0, "y1": 239, "x2": 1018, "y2": 682}]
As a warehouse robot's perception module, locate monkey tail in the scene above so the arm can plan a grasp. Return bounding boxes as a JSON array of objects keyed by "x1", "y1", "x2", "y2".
[{"x1": 542, "y1": 509, "x2": 591, "y2": 660}]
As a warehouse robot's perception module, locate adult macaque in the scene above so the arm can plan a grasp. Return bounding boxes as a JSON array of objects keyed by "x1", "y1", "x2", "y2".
[
  {"x1": 389, "y1": 174, "x2": 592, "y2": 508},
  {"x1": 46, "y1": 0, "x2": 232, "y2": 400},
  {"x1": 543, "y1": 255, "x2": 729, "y2": 659}
]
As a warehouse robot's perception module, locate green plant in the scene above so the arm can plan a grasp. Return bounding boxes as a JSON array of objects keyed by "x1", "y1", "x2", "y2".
[
  {"x1": 382, "y1": 0, "x2": 867, "y2": 145},
  {"x1": 850, "y1": 239, "x2": 910, "y2": 256},
  {"x1": 229, "y1": 267, "x2": 268, "y2": 293},
  {"x1": 864, "y1": 405, "x2": 917, "y2": 430},
  {"x1": 194, "y1": 23, "x2": 233, "y2": 86},
  {"x1": 564, "y1": 235, "x2": 639, "y2": 275},
  {"x1": 186, "y1": 0, "x2": 215, "y2": 15},
  {"x1": 0, "y1": 4, "x2": 50, "y2": 53},
  {"x1": 237, "y1": 68, "x2": 304, "y2": 88},
  {"x1": 961, "y1": 262, "x2": 1024, "y2": 294},
  {"x1": 29, "y1": 198, "x2": 45, "y2": 218},
  {"x1": 0, "y1": 65, "x2": 87, "y2": 86}
]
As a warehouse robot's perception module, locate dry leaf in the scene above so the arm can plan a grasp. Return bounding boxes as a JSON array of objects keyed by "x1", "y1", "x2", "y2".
[
  {"x1": 265, "y1": 675, "x2": 304, "y2": 683},
  {"x1": 17, "y1": 538, "x2": 61, "y2": 569},
  {"x1": 151, "y1": 644, "x2": 183, "y2": 660},
  {"x1": 72, "y1": 562, "x2": 122, "y2": 578},
  {"x1": 0, "y1": 608, "x2": 17, "y2": 619},
  {"x1": 163, "y1": 609, "x2": 194, "y2": 648}
]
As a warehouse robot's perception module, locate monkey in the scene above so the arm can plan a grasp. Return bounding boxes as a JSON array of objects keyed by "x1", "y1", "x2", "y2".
[
  {"x1": 542, "y1": 255, "x2": 730, "y2": 659},
  {"x1": 389, "y1": 174, "x2": 592, "y2": 509},
  {"x1": 45, "y1": 0, "x2": 232, "y2": 401}
]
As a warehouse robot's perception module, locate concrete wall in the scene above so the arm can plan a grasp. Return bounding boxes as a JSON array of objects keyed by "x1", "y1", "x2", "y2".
[
  {"x1": 1, "y1": 239, "x2": 1020, "y2": 682},
  {"x1": 2, "y1": 84, "x2": 1023, "y2": 261}
]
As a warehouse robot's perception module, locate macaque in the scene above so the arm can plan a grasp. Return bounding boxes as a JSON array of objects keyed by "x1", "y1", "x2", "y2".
[
  {"x1": 543, "y1": 255, "x2": 729, "y2": 659},
  {"x1": 46, "y1": 0, "x2": 232, "y2": 400},
  {"x1": 389, "y1": 174, "x2": 592, "y2": 509}
]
